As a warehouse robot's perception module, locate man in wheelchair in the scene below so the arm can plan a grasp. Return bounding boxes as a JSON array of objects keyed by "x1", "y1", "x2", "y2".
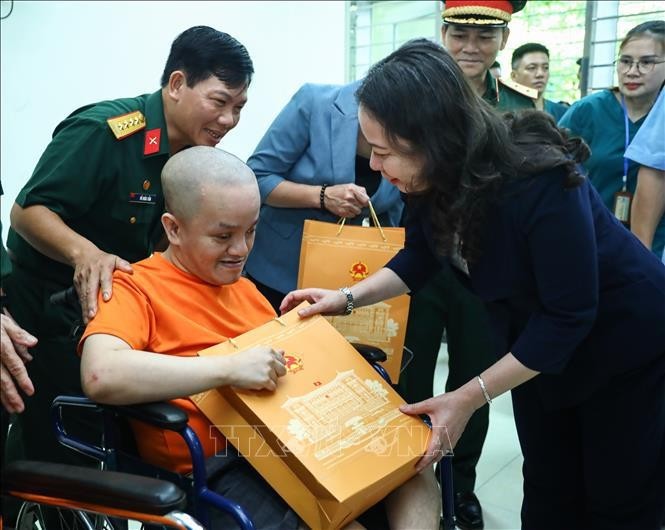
[{"x1": 78, "y1": 146, "x2": 441, "y2": 529}]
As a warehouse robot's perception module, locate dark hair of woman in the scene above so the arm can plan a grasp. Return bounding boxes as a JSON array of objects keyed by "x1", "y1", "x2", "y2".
[
  {"x1": 356, "y1": 38, "x2": 589, "y2": 263},
  {"x1": 619, "y1": 20, "x2": 665, "y2": 53}
]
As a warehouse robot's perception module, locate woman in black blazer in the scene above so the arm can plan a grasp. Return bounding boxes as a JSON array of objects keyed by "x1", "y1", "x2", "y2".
[{"x1": 281, "y1": 39, "x2": 665, "y2": 530}]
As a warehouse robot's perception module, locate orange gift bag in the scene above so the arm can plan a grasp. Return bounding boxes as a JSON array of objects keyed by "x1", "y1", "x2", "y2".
[
  {"x1": 297, "y1": 203, "x2": 410, "y2": 383},
  {"x1": 194, "y1": 303, "x2": 429, "y2": 530}
]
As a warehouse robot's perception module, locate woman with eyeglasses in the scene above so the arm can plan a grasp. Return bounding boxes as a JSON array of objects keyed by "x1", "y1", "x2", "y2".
[
  {"x1": 281, "y1": 37, "x2": 665, "y2": 530},
  {"x1": 559, "y1": 20, "x2": 665, "y2": 257}
]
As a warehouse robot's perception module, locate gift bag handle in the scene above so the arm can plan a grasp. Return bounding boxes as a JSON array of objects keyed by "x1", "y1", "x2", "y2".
[{"x1": 336, "y1": 200, "x2": 387, "y2": 242}]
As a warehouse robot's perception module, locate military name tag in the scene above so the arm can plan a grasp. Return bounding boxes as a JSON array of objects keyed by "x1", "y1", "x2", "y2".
[{"x1": 128, "y1": 192, "x2": 157, "y2": 205}]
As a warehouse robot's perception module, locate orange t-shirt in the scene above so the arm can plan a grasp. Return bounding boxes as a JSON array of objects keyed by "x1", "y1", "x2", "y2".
[{"x1": 79, "y1": 252, "x2": 276, "y2": 474}]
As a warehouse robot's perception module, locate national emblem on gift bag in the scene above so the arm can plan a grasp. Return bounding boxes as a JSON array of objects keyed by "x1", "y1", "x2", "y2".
[
  {"x1": 284, "y1": 353, "x2": 304, "y2": 374},
  {"x1": 349, "y1": 261, "x2": 369, "y2": 281}
]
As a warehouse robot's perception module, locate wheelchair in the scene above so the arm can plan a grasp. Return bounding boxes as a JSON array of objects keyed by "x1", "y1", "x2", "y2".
[
  {"x1": 1, "y1": 459, "x2": 203, "y2": 529},
  {"x1": 51, "y1": 396, "x2": 255, "y2": 530},
  {"x1": 44, "y1": 288, "x2": 456, "y2": 529},
  {"x1": 51, "y1": 346, "x2": 456, "y2": 530}
]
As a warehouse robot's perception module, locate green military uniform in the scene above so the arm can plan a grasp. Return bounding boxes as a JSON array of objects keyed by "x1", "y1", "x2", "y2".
[
  {"x1": 482, "y1": 71, "x2": 537, "y2": 111},
  {"x1": 4, "y1": 90, "x2": 170, "y2": 468},
  {"x1": 398, "y1": 71, "x2": 535, "y2": 495}
]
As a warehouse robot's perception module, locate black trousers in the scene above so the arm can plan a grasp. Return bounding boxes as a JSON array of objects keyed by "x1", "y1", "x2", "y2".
[
  {"x1": 398, "y1": 266, "x2": 495, "y2": 494},
  {"x1": 513, "y1": 356, "x2": 665, "y2": 530},
  {"x1": 3, "y1": 265, "x2": 102, "y2": 468}
]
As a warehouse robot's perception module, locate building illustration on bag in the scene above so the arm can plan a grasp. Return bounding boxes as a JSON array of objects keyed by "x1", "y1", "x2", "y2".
[
  {"x1": 326, "y1": 302, "x2": 398, "y2": 353},
  {"x1": 283, "y1": 369, "x2": 409, "y2": 466}
]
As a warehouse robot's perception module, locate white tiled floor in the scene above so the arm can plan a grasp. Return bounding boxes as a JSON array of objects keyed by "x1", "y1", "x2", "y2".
[{"x1": 433, "y1": 342, "x2": 523, "y2": 530}]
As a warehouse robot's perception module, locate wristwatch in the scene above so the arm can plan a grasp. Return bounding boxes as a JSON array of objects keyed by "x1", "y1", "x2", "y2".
[{"x1": 339, "y1": 287, "x2": 354, "y2": 315}]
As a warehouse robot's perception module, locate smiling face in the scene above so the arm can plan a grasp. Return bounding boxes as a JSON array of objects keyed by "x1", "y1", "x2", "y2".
[
  {"x1": 441, "y1": 25, "x2": 509, "y2": 82},
  {"x1": 617, "y1": 36, "x2": 665, "y2": 101},
  {"x1": 166, "y1": 183, "x2": 259, "y2": 286},
  {"x1": 166, "y1": 72, "x2": 248, "y2": 152},
  {"x1": 358, "y1": 105, "x2": 426, "y2": 194}
]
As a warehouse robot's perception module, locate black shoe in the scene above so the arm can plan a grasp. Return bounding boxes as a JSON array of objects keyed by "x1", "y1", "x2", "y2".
[{"x1": 454, "y1": 491, "x2": 484, "y2": 530}]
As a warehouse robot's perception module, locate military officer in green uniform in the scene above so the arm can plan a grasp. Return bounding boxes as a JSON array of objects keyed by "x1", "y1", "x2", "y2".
[
  {"x1": 441, "y1": 0, "x2": 535, "y2": 110},
  {"x1": 3, "y1": 26, "x2": 254, "y2": 473},
  {"x1": 398, "y1": 2, "x2": 533, "y2": 529}
]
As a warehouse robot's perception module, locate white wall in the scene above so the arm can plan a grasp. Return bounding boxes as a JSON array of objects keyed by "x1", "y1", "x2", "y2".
[{"x1": 0, "y1": 0, "x2": 347, "y2": 244}]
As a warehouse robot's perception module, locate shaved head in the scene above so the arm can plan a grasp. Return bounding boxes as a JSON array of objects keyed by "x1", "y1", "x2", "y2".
[{"x1": 162, "y1": 146, "x2": 257, "y2": 221}]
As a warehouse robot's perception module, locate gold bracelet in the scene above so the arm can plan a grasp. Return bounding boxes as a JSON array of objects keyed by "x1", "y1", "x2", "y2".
[{"x1": 477, "y1": 375, "x2": 492, "y2": 404}]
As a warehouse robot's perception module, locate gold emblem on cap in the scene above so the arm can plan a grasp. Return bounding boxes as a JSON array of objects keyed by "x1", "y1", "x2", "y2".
[
  {"x1": 143, "y1": 180, "x2": 150, "y2": 191},
  {"x1": 107, "y1": 111, "x2": 146, "y2": 140},
  {"x1": 442, "y1": 5, "x2": 513, "y2": 24}
]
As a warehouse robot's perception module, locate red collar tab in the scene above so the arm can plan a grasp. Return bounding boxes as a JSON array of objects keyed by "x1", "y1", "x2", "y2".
[{"x1": 143, "y1": 128, "x2": 161, "y2": 155}]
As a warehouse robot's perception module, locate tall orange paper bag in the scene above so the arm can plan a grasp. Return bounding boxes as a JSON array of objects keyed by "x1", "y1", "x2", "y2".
[{"x1": 297, "y1": 218, "x2": 409, "y2": 382}]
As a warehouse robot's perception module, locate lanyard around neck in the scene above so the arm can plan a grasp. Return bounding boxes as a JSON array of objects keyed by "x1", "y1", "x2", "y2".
[{"x1": 620, "y1": 94, "x2": 630, "y2": 192}]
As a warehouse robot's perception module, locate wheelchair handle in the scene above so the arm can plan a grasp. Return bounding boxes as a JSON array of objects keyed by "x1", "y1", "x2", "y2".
[
  {"x1": 3, "y1": 460, "x2": 205, "y2": 529},
  {"x1": 49, "y1": 285, "x2": 79, "y2": 308},
  {"x1": 51, "y1": 395, "x2": 107, "y2": 462},
  {"x1": 109, "y1": 401, "x2": 189, "y2": 431},
  {"x1": 352, "y1": 343, "x2": 387, "y2": 363},
  {"x1": 4, "y1": 460, "x2": 187, "y2": 515}
]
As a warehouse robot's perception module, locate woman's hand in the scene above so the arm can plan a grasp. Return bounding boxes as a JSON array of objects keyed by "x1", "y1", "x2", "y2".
[
  {"x1": 323, "y1": 184, "x2": 370, "y2": 218},
  {"x1": 400, "y1": 391, "x2": 477, "y2": 472},
  {"x1": 279, "y1": 288, "x2": 348, "y2": 317},
  {"x1": 403, "y1": 354, "x2": 538, "y2": 470}
]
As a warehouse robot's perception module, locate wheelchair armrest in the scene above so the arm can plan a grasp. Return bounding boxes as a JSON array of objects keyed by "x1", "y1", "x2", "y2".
[
  {"x1": 108, "y1": 402, "x2": 189, "y2": 432},
  {"x1": 2, "y1": 460, "x2": 187, "y2": 516},
  {"x1": 351, "y1": 343, "x2": 387, "y2": 363}
]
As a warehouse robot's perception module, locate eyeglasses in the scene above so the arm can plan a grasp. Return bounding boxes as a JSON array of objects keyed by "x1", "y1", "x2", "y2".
[{"x1": 614, "y1": 57, "x2": 665, "y2": 74}]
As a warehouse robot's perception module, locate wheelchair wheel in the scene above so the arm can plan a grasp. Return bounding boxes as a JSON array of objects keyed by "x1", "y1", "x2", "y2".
[{"x1": 15, "y1": 501, "x2": 115, "y2": 530}]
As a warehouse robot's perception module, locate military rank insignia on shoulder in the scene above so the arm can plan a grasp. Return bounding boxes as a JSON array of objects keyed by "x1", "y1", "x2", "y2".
[
  {"x1": 498, "y1": 77, "x2": 538, "y2": 99},
  {"x1": 107, "y1": 110, "x2": 146, "y2": 140}
]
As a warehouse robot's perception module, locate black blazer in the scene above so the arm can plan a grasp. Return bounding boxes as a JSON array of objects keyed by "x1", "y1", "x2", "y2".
[{"x1": 388, "y1": 169, "x2": 665, "y2": 409}]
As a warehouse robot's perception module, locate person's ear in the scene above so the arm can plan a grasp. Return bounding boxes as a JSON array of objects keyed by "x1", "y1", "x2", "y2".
[
  {"x1": 167, "y1": 71, "x2": 186, "y2": 101},
  {"x1": 499, "y1": 27, "x2": 510, "y2": 50},
  {"x1": 440, "y1": 25, "x2": 448, "y2": 45},
  {"x1": 161, "y1": 212, "x2": 182, "y2": 246},
  {"x1": 510, "y1": 70, "x2": 517, "y2": 81}
]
